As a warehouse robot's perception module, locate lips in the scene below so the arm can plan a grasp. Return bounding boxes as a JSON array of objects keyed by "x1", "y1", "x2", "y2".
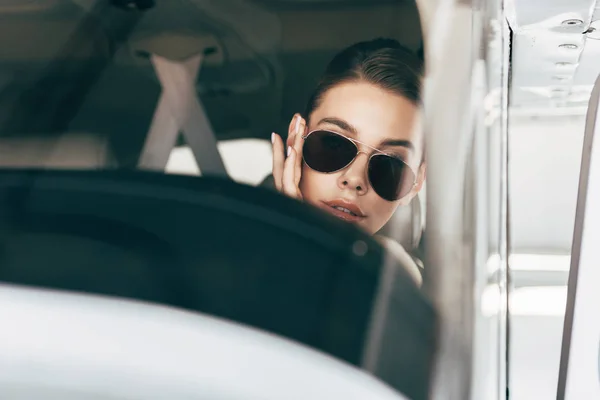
[{"x1": 320, "y1": 199, "x2": 366, "y2": 223}]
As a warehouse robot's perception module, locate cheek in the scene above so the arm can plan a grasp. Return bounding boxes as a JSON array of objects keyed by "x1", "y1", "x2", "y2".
[
  {"x1": 299, "y1": 166, "x2": 334, "y2": 201},
  {"x1": 368, "y1": 197, "x2": 398, "y2": 224},
  {"x1": 356, "y1": 195, "x2": 400, "y2": 235}
]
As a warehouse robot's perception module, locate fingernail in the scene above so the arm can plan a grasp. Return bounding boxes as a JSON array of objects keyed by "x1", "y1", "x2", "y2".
[
  {"x1": 271, "y1": 132, "x2": 275, "y2": 144},
  {"x1": 295, "y1": 116, "x2": 301, "y2": 133},
  {"x1": 287, "y1": 146, "x2": 292, "y2": 156}
]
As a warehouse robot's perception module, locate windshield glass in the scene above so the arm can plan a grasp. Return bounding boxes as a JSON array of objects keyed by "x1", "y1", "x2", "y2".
[
  {"x1": 0, "y1": 0, "x2": 422, "y2": 186},
  {"x1": 0, "y1": 2, "x2": 437, "y2": 399}
]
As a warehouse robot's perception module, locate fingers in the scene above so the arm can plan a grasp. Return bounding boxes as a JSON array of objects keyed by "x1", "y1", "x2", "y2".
[
  {"x1": 287, "y1": 113, "x2": 306, "y2": 183},
  {"x1": 292, "y1": 116, "x2": 306, "y2": 182},
  {"x1": 287, "y1": 114, "x2": 300, "y2": 148},
  {"x1": 287, "y1": 113, "x2": 305, "y2": 148},
  {"x1": 282, "y1": 146, "x2": 301, "y2": 198},
  {"x1": 271, "y1": 132, "x2": 285, "y2": 191},
  {"x1": 272, "y1": 113, "x2": 306, "y2": 199}
]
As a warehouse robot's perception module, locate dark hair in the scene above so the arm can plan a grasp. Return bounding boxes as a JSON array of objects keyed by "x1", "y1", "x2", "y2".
[{"x1": 304, "y1": 38, "x2": 424, "y2": 120}]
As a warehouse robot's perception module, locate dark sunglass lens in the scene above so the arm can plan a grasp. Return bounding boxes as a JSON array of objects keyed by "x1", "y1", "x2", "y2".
[
  {"x1": 368, "y1": 155, "x2": 415, "y2": 201},
  {"x1": 303, "y1": 131, "x2": 357, "y2": 173}
]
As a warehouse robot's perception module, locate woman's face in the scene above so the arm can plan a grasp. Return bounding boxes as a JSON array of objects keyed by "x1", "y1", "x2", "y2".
[{"x1": 299, "y1": 81, "x2": 425, "y2": 235}]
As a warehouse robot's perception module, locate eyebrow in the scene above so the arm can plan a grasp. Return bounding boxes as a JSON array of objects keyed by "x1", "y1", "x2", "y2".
[{"x1": 317, "y1": 117, "x2": 415, "y2": 151}]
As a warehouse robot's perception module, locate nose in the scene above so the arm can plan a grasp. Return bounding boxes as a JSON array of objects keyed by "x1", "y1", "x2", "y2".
[{"x1": 337, "y1": 152, "x2": 369, "y2": 195}]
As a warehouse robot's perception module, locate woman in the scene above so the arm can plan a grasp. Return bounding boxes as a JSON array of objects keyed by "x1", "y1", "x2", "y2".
[{"x1": 271, "y1": 38, "x2": 426, "y2": 283}]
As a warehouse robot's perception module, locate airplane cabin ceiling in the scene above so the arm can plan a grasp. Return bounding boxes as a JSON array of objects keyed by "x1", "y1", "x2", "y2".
[
  {"x1": 508, "y1": 0, "x2": 600, "y2": 114},
  {"x1": 507, "y1": 0, "x2": 600, "y2": 254}
]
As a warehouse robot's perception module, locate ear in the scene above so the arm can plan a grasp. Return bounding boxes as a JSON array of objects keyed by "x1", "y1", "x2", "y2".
[
  {"x1": 287, "y1": 113, "x2": 305, "y2": 148},
  {"x1": 397, "y1": 163, "x2": 426, "y2": 206},
  {"x1": 414, "y1": 162, "x2": 426, "y2": 193}
]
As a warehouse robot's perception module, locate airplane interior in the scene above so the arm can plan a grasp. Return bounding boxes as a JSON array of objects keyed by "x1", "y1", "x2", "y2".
[{"x1": 0, "y1": 1, "x2": 598, "y2": 399}]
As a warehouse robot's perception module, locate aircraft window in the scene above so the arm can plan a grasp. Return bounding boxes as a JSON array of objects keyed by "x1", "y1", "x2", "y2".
[
  {"x1": 507, "y1": 0, "x2": 600, "y2": 389},
  {"x1": 508, "y1": 105, "x2": 588, "y2": 400},
  {"x1": 509, "y1": 284, "x2": 568, "y2": 400},
  {"x1": 0, "y1": 1, "x2": 433, "y2": 400},
  {"x1": 0, "y1": 0, "x2": 423, "y2": 172},
  {"x1": 0, "y1": 0, "x2": 427, "y2": 264}
]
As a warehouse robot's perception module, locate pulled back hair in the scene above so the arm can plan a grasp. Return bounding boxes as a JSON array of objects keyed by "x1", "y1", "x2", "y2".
[{"x1": 304, "y1": 38, "x2": 424, "y2": 121}]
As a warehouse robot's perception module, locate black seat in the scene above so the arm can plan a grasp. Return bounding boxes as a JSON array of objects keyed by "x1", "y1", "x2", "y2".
[{"x1": 0, "y1": 169, "x2": 436, "y2": 400}]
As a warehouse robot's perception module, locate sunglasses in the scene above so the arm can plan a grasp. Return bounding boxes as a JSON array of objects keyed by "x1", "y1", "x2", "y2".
[{"x1": 301, "y1": 130, "x2": 417, "y2": 202}]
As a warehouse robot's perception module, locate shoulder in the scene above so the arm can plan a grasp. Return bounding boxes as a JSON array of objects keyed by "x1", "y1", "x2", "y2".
[{"x1": 374, "y1": 234, "x2": 423, "y2": 287}]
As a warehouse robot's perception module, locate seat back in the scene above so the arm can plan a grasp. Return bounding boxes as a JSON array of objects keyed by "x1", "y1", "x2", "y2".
[
  {"x1": 261, "y1": 174, "x2": 425, "y2": 253},
  {"x1": 0, "y1": 170, "x2": 436, "y2": 400}
]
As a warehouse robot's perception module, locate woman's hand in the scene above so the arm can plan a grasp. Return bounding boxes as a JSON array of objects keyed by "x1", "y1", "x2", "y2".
[{"x1": 271, "y1": 114, "x2": 306, "y2": 199}]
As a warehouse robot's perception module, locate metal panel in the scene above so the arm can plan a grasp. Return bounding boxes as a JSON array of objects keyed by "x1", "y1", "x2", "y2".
[
  {"x1": 508, "y1": 0, "x2": 600, "y2": 112},
  {"x1": 421, "y1": 0, "x2": 509, "y2": 398},
  {"x1": 557, "y1": 73, "x2": 600, "y2": 400}
]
